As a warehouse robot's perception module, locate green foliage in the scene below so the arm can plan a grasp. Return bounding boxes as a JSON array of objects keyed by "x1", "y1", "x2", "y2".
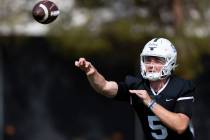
[
  {"x1": 1, "y1": 0, "x2": 210, "y2": 79},
  {"x1": 47, "y1": 27, "x2": 112, "y2": 56},
  {"x1": 75, "y1": 0, "x2": 106, "y2": 8},
  {"x1": 101, "y1": 19, "x2": 146, "y2": 45},
  {"x1": 173, "y1": 36, "x2": 210, "y2": 79},
  {"x1": 47, "y1": 18, "x2": 210, "y2": 79}
]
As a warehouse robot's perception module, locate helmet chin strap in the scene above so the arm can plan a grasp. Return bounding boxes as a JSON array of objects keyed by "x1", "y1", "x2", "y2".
[
  {"x1": 145, "y1": 64, "x2": 169, "y2": 81},
  {"x1": 146, "y1": 72, "x2": 160, "y2": 81},
  {"x1": 141, "y1": 62, "x2": 170, "y2": 81},
  {"x1": 145, "y1": 65, "x2": 160, "y2": 81}
]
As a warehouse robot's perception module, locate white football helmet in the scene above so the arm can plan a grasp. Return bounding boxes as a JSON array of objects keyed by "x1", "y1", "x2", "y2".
[{"x1": 140, "y1": 38, "x2": 177, "y2": 81}]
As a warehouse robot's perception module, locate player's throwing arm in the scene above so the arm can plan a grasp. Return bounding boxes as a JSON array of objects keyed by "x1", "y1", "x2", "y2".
[{"x1": 75, "y1": 58, "x2": 118, "y2": 98}]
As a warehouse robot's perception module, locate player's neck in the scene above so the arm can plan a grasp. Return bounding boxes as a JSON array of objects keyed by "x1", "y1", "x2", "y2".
[{"x1": 149, "y1": 78, "x2": 168, "y2": 93}]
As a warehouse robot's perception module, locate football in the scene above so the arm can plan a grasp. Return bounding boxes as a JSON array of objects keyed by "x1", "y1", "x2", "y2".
[{"x1": 32, "y1": 0, "x2": 60, "y2": 24}]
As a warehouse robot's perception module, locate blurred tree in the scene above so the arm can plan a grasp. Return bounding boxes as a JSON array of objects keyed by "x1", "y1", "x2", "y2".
[{"x1": 0, "y1": 0, "x2": 210, "y2": 78}]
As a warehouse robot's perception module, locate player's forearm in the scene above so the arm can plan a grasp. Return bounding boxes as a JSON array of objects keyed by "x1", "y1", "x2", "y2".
[
  {"x1": 87, "y1": 70, "x2": 118, "y2": 98},
  {"x1": 151, "y1": 103, "x2": 189, "y2": 134}
]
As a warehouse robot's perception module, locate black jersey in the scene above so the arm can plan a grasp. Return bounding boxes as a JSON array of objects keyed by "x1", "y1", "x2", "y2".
[{"x1": 114, "y1": 75, "x2": 195, "y2": 140}]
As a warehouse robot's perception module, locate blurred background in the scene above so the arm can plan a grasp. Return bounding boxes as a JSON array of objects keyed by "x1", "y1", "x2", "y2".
[{"x1": 0, "y1": 0, "x2": 210, "y2": 140}]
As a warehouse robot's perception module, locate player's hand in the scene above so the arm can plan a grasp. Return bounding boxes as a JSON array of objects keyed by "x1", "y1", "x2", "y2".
[
  {"x1": 129, "y1": 90, "x2": 152, "y2": 106},
  {"x1": 75, "y1": 58, "x2": 96, "y2": 76}
]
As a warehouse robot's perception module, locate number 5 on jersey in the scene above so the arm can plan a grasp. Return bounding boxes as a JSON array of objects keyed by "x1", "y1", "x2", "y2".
[{"x1": 148, "y1": 116, "x2": 168, "y2": 139}]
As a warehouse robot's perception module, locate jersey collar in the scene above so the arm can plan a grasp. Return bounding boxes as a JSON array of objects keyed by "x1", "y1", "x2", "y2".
[{"x1": 150, "y1": 78, "x2": 170, "y2": 95}]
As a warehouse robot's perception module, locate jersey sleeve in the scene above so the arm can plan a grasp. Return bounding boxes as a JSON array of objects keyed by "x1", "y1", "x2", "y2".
[
  {"x1": 174, "y1": 80, "x2": 195, "y2": 118},
  {"x1": 114, "y1": 75, "x2": 143, "y2": 102}
]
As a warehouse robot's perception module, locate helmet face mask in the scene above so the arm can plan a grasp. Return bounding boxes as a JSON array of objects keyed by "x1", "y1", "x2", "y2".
[{"x1": 140, "y1": 38, "x2": 177, "y2": 81}]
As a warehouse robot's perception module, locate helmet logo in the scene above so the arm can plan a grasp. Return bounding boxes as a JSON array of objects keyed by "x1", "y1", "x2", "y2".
[
  {"x1": 149, "y1": 46, "x2": 156, "y2": 51},
  {"x1": 148, "y1": 42, "x2": 158, "y2": 51}
]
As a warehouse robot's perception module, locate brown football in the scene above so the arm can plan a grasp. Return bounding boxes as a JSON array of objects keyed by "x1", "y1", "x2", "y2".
[{"x1": 32, "y1": 0, "x2": 60, "y2": 24}]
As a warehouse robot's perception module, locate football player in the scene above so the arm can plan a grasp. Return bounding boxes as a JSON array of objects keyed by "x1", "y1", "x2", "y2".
[{"x1": 75, "y1": 38, "x2": 195, "y2": 140}]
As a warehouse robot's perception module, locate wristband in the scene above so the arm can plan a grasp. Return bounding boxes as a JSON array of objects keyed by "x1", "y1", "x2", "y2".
[{"x1": 147, "y1": 99, "x2": 156, "y2": 109}]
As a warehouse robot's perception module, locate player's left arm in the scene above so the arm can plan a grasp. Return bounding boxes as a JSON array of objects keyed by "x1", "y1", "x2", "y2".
[
  {"x1": 147, "y1": 101, "x2": 190, "y2": 134},
  {"x1": 129, "y1": 89, "x2": 193, "y2": 134}
]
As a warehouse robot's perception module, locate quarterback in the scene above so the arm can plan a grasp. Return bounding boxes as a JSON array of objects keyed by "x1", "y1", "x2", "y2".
[{"x1": 75, "y1": 38, "x2": 195, "y2": 140}]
